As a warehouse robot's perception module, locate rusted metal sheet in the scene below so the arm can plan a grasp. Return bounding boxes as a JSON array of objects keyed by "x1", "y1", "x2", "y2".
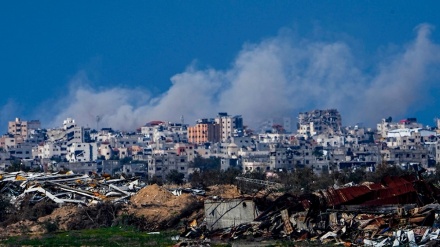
[
  {"x1": 323, "y1": 176, "x2": 433, "y2": 207},
  {"x1": 325, "y1": 185, "x2": 372, "y2": 206}
]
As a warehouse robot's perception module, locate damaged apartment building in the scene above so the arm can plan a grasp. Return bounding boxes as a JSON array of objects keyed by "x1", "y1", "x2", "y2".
[{"x1": 297, "y1": 109, "x2": 342, "y2": 137}]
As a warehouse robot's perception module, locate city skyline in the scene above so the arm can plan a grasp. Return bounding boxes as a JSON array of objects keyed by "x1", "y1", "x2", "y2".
[{"x1": 1, "y1": 2, "x2": 440, "y2": 130}]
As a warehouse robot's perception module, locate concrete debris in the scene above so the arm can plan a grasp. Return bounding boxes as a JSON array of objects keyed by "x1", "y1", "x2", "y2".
[
  {"x1": 180, "y1": 175, "x2": 440, "y2": 246},
  {"x1": 5, "y1": 170, "x2": 440, "y2": 247},
  {"x1": 0, "y1": 171, "x2": 146, "y2": 206},
  {"x1": 168, "y1": 188, "x2": 206, "y2": 196}
]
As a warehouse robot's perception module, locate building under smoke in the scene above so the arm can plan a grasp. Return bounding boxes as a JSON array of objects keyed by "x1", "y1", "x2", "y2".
[
  {"x1": 215, "y1": 113, "x2": 244, "y2": 142},
  {"x1": 297, "y1": 109, "x2": 342, "y2": 136}
]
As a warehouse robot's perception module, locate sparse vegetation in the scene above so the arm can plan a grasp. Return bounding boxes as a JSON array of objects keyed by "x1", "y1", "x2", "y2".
[
  {"x1": 2, "y1": 227, "x2": 179, "y2": 246},
  {"x1": 192, "y1": 156, "x2": 221, "y2": 171},
  {"x1": 166, "y1": 169, "x2": 185, "y2": 185},
  {"x1": 66, "y1": 202, "x2": 122, "y2": 230},
  {"x1": 190, "y1": 167, "x2": 241, "y2": 188}
]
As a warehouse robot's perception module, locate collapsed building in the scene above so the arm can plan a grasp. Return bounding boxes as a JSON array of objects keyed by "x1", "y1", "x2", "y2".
[
  {"x1": 2, "y1": 167, "x2": 440, "y2": 246},
  {"x1": 0, "y1": 171, "x2": 145, "y2": 206},
  {"x1": 182, "y1": 175, "x2": 440, "y2": 246}
]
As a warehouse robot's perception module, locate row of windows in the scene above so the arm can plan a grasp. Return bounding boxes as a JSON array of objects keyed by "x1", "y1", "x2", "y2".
[
  {"x1": 149, "y1": 166, "x2": 187, "y2": 171},
  {"x1": 390, "y1": 154, "x2": 427, "y2": 159},
  {"x1": 245, "y1": 166, "x2": 271, "y2": 171}
]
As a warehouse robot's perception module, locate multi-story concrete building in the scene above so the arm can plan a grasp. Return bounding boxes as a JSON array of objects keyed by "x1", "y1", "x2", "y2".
[
  {"x1": 140, "y1": 121, "x2": 188, "y2": 144},
  {"x1": 188, "y1": 118, "x2": 220, "y2": 144},
  {"x1": 258, "y1": 133, "x2": 292, "y2": 144},
  {"x1": 99, "y1": 142, "x2": 113, "y2": 160},
  {"x1": 63, "y1": 118, "x2": 88, "y2": 145},
  {"x1": 377, "y1": 117, "x2": 423, "y2": 138},
  {"x1": 8, "y1": 118, "x2": 41, "y2": 139},
  {"x1": 113, "y1": 135, "x2": 140, "y2": 148},
  {"x1": 7, "y1": 143, "x2": 33, "y2": 160},
  {"x1": 57, "y1": 162, "x2": 98, "y2": 174},
  {"x1": 175, "y1": 143, "x2": 196, "y2": 162},
  {"x1": 66, "y1": 142, "x2": 98, "y2": 163},
  {"x1": 381, "y1": 148, "x2": 429, "y2": 168},
  {"x1": 297, "y1": 109, "x2": 342, "y2": 137},
  {"x1": 147, "y1": 150, "x2": 189, "y2": 179},
  {"x1": 215, "y1": 112, "x2": 244, "y2": 142},
  {"x1": 314, "y1": 134, "x2": 345, "y2": 148},
  {"x1": 1, "y1": 134, "x2": 25, "y2": 149},
  {"x1": 122, "y1": 163, "x2": 148, "y2": 177},
  {"x1": 33, "y1": 142, "x2": 67, "y2": 160}
]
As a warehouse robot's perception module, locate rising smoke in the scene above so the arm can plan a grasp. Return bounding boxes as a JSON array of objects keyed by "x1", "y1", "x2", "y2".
[{"x1": 47, "y1": 24, "x2": 440, "y2": 131}]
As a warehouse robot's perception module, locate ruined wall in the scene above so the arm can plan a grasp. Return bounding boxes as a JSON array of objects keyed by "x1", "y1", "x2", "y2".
[{"x1": 204, "y1": 199, "x2": 256, "y2": 230}]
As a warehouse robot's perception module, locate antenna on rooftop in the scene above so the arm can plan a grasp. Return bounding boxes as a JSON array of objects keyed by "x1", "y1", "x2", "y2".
[{"x1": 96, "y1": 115, "x2": 102, "y2": 131}]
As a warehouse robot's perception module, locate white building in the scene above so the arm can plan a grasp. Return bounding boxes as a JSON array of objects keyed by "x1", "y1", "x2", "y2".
[
  {"x1": 99, "y1": 142, "x2": 113, "y2": 160},
  {"x1": 315, "y1": 134, "x2": 345, "y2": 147},
  {"x1": 33, "y1": 142, "x2": 67, "y2": 159},
  {"x1": 66, "y1": 143, "x2": 98, "y2": 163},
  {"x1": 215, "y1": 113, "x2": 243, "y2": 142}
]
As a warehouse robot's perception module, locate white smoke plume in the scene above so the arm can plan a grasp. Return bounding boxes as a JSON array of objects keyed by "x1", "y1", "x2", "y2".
[{"x1": 46, "y1": 24, "x2": 440, "y2": 130}]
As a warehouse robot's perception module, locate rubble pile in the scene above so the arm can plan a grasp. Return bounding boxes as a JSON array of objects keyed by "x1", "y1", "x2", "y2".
[
  {"x1": 37, "y1": 205, "x2": 80, "y2": 231},
  {"x1": 0, "y1": 171, "x2": 146, "y2": 206},
  {"x1": 183, "y1": 175, "x2": 440, "y2": 246},
  {"x1": 4, "y1": 169, "x2": 440, "y2": 246},
  {"x1": 206, "y1": 184, "x2": 241, "y2": 199},
  {"x1": 0, "y1": 171, "x2": 208, "y2": 236}
]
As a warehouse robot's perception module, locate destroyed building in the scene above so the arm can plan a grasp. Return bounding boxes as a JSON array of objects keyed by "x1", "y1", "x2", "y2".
[
  {"x1": 204, "y1": 198, "x2": 257, "y2": 230},
  {"x1": 297, "y1": 109, "x2": 342, "y2": 137},
  {"x1": 186, "y1": 174, "x2": 440, "y2": 246}
]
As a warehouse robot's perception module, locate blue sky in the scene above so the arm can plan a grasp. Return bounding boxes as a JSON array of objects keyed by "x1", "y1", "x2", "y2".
[{"x1": 1, "y1": 1, "x2": 440, "y2": 131}]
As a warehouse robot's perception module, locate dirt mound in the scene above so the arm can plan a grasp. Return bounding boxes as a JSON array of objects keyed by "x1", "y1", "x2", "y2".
[
  {"x1": 131, "y1": 184, "x2": 174, "y2": 206},
  {"x1": 128, "y1": 184, "x2": 202, "y2": 230},
  {"x1": 206, "y1": 184, "x2": 241, "y2": 198},
  {"x1": 38, "y1": 204, "x2": 80, "y2": 231},
  {"x1": 0, "y1": 220, "x2": 43, "y2": 238}
]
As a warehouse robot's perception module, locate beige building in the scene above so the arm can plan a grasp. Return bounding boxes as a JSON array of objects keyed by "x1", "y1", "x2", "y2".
[
  {"x1": 215, "y1": 113, "x2": 243, "y2": 142},
  {"x1": 8, "y1": 118, "x2": 41, "y2": 139}
]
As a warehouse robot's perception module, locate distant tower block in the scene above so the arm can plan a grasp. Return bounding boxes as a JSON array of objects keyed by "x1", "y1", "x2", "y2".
[{"x1": 181, "y1": 115, "x2": 184, "y2": 125}]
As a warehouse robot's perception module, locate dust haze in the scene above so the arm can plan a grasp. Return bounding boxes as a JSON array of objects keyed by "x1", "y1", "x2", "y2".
[{"x1": 44, "y1": 24, "x2": 440, "y2": 130}]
